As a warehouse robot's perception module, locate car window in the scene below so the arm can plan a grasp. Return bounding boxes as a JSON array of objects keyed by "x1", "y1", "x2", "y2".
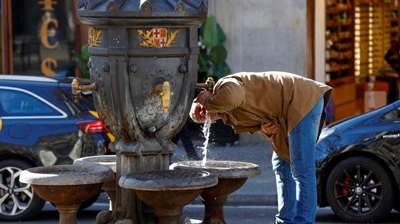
[
  {"x1": 382, "y1": 106, "x2": 400, "y2": 120},
  {"x1": 0, "y1": 88, "x2": 66, "y2": 118},
  {"x1": 79, "y1": 92, "x2": 95, "y2": 111},
  {"x1": 59, "y1": 85, "x2": 89, "y2": 114}
]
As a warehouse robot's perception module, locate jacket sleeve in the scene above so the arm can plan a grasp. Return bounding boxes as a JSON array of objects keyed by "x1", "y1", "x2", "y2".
[{"x1": 204, "y1": 78, "x2": 246, "y2": 112}]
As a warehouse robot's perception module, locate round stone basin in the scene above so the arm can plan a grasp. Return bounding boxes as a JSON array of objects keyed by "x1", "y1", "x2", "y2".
[
  {"x1": 20, "y1": 164, "x2": 114, "y2": 186},
  {"x1": 170, "y1": 160, "x2": 261, "y2": 224},
  {"x1": 169, "y1": 160, "x2": 261, "y2": 179},
  {"x1": 19, "y1": 164, "x2": 114, "y2": 205},
  {"x1": 73, "y1": 155, "x2": 117, "y2": 191},
  {"x1": 73, "y1": 155, "x2": 117, "y2": 222},
  {"x1": 119, "y1": 170, "x2": 218, "y2": 223},
  {"x1": 74, "y1": 155, "x2": 117, "y2": 173},
  {"x1": 119, "y1": 169, "x2": 217, "y2": 191}
]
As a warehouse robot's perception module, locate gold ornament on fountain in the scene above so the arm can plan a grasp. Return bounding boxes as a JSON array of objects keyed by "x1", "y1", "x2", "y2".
[{"x1": 155, "y1": 81, "x2": 174, "y2": 113}]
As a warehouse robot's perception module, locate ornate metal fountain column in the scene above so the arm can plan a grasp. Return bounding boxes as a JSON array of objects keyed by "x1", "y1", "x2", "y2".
[{"x1": 76, "y1": 0, "x2": 208, "y2": 223}]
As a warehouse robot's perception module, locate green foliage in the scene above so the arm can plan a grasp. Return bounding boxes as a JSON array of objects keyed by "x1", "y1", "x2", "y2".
[
  {"x1": 72, "y1": 45, "x2": 90, "y2": 79},
  {"x1": 198, "y1": 15, "x2": 231, "y2": 82}
]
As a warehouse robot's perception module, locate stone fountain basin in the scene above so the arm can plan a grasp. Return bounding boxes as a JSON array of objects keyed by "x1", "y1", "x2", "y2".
[
  {"x1": 73, "y1": 155, "x2": 117, "y2": 190},
  {"x1": 119, "y1": 170, "x2": 218, "y2": 208},
  {"x1": 119, "y1": 170, "x2": 217, "y2": 191},
  {"x1": 169, "y1": 160, "x2": 261, "y2": 179},
  {"x1": 19, "y1": 164, "x2": 114, "y2": 205},
  {"x1": 170, "y1": 160, "x2": 261, "y2": 197},
  {"x1": 74, "y1": 155, "x2": 117, "y2": 173}
]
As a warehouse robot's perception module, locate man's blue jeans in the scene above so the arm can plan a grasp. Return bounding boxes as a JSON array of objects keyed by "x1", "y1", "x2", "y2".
[{"x1": 272, "y1": 97, "x2": 324, "y2": 224}]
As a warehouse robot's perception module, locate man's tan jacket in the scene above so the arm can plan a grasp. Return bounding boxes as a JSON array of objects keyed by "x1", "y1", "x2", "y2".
[{"x1": 203, "y1": 71, "x2": 333, "y2": 162}]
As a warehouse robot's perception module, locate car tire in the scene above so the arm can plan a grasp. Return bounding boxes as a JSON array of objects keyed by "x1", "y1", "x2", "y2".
[
  {"x1": 0, "y1": 159, "x2": 45, "y2": 221},
  {"x1": 326, "y1": 156, "x2": 394, "y2": 223}
]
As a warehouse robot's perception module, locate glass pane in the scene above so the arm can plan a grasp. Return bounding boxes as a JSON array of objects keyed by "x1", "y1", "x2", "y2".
[
  {"x1": 11, "y1": 0, "x2": 76, "y2": 77},
  {"x1": 382, "y1": 106, "x2": 400, "y2": 120},
  {"x1": 0, "y1": 89, "x2": 62, "y2": 116}
]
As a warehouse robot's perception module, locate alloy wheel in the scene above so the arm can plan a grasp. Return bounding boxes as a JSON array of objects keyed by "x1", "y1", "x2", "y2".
[
  {"x1": 326, "y1": 156, "x2": 394, "y2": 223},
  {"x1": 0, "y1": 166, "x2": 33, "y2": 217}
]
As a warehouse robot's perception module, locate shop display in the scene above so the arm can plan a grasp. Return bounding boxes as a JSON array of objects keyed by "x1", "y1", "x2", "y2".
[{"x1": 325, "y1": 0, "x2": 399, "y2": 120}]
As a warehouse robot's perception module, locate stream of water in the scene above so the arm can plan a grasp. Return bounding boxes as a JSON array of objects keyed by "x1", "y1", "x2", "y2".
[{"x1": 201, "y1": 112, "x2": 212, "y2": 166}]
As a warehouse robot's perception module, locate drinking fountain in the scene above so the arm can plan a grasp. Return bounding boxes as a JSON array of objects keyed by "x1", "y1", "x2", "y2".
[
  {"x1": 70, "y1": 1, "x2": 263, "y2": 223},
  {"x1": 170, "y1": 160, "x2": 261, "y2": 224},
  {"x1": 73, "y1": 0, "x2": 210, "y2": 223},
  {"x1": 19, "y1": 164, "x2": 114, "y2": 224}
]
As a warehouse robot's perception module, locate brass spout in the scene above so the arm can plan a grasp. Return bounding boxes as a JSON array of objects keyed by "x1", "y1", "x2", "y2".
[
  {"x1": 156, "y1": 81, "x2": 174, "y2": 113},
  {"x1": 71, "y1": 79, "x2": 97, "y2": 103},
  {"x1": 196, "y1": 77, "x2": 214, "y2": 91}
]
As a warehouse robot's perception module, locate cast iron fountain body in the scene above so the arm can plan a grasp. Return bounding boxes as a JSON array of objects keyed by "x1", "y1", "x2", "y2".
[{"x1": 74, "y1": 0, "x2": 209, "y2": 223}]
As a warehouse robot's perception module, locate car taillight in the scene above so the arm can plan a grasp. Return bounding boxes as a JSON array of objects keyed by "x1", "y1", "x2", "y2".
[{"x1": 76, "y1": 120, "x2": 108, "y2": 134}]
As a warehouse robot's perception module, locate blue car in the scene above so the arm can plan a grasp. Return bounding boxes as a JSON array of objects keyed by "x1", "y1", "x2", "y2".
[
  {"x1": 0, "y1": 75, "x2": 112, "y2": 221},
  {"x1": 316, "y1": 100, "x2": 400, "y2": 223}
]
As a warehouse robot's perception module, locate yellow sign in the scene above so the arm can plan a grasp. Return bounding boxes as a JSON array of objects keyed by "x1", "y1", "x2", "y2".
[
  {"x1": 38, "y1": 0, "x2": 57, "y2": 11},
  {"x1": 38, "y1": 0, "x2": 59, "y2": 76},
  {"x1": 39, "y1": 18, "x2": 59, "y2": 49},
  {"x1": 41, "y1": 58, "x2": 58, "y2": 77},
  {"x1": 0, "y1": 118, "x2": 2, "y2": 131},
  {"x1": 137, "y1": 28, "x2": 179, "y2": 48}
]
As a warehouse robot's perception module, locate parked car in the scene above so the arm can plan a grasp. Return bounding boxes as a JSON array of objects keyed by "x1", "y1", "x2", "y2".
[
  {"x1": 316, "y1": 100, "x2": 400, "y2": 223},
  {"x1": 0, "y1": 74, "x2": 112, "y2": 221}
]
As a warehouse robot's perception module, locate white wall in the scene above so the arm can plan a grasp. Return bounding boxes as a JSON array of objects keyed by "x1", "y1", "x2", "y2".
[
  {"x1": 314, "y1": 0, "x2": 326, "y2": 83},
  {"x1": 208, "y1": 0, "x2": 308, "y2": 77}
]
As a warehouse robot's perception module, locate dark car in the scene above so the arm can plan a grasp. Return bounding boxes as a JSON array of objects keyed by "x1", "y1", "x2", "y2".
[
  {"x1": 0, "y1": 74, "x2": 111, "y2": 221},
  {"x1": 316, "y1": 100, "x2": 400, "y2": 223}
]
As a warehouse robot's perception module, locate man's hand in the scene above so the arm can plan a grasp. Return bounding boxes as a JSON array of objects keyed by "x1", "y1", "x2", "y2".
[
  {"x1": 189, "y1": 102, "x2": 219, "y2": 124},
  {"x1": 261, "y1": 121, "x2": 279, "y2": 137},
  {"x1": 189, "y1": 102, "x2": 207, "y2": 123}
]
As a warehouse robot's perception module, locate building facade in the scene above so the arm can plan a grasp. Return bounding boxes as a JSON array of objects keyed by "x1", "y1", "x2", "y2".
[{"x1": 1, "y1": 0, "x2": 398, "y2": 121}]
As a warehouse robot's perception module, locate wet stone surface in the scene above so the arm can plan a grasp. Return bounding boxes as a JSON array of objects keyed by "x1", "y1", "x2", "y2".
[
  {"x1": 170, "y1": 160, "x2": 262, "y2": 179},
  {"x1": 19, "y1": 164, "x2": 114, "y2": 186},
  {"x1": 119, "y1": 170, "x2": 218, "y2": 191},
  {"x1": 74, "y1": 155, "x2": 117, "y2": 173}
]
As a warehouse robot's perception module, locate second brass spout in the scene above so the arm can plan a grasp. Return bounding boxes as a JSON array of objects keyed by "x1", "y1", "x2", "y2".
[
  {"x1": 196, "y1": 77, "x2": 214, "y2": 91},
  {"x1": 156, "y1": 81, "x2": 173, "y2": 113},
  {"x1": 71, "y1": 79, "x2": 97, "y2": 103}
]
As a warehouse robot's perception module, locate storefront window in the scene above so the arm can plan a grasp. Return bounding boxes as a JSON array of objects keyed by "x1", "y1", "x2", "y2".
[
  {"x1": 354, "y1": 0, "x2": 398, "y2": 79},
  {"x1": 11, "y1": 0, "x2": 75, "y2": 77}
]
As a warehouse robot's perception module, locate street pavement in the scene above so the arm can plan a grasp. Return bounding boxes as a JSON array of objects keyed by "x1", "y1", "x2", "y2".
[{"x1": 8, "y1": 202, "x2": 398, "y2": 224}]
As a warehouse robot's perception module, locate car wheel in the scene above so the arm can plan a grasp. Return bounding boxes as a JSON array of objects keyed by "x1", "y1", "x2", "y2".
[
  {"x1": 326, "y1": 156, "x2": 394, "y2": 223},
  {"x1": 0, "y1": 160, "x2": 45, "y2": 221}
]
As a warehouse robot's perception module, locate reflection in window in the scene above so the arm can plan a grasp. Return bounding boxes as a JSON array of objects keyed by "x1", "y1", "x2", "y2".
[
  {"x1": 382, "y1": 106, "x2": 400, "y2": 120},
  {"x1": 0, "y1": 89, "x2": 61, "y2": 117},
  {"x1": 11, "y1": 0, "x2": 76, "y2": 76}
]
